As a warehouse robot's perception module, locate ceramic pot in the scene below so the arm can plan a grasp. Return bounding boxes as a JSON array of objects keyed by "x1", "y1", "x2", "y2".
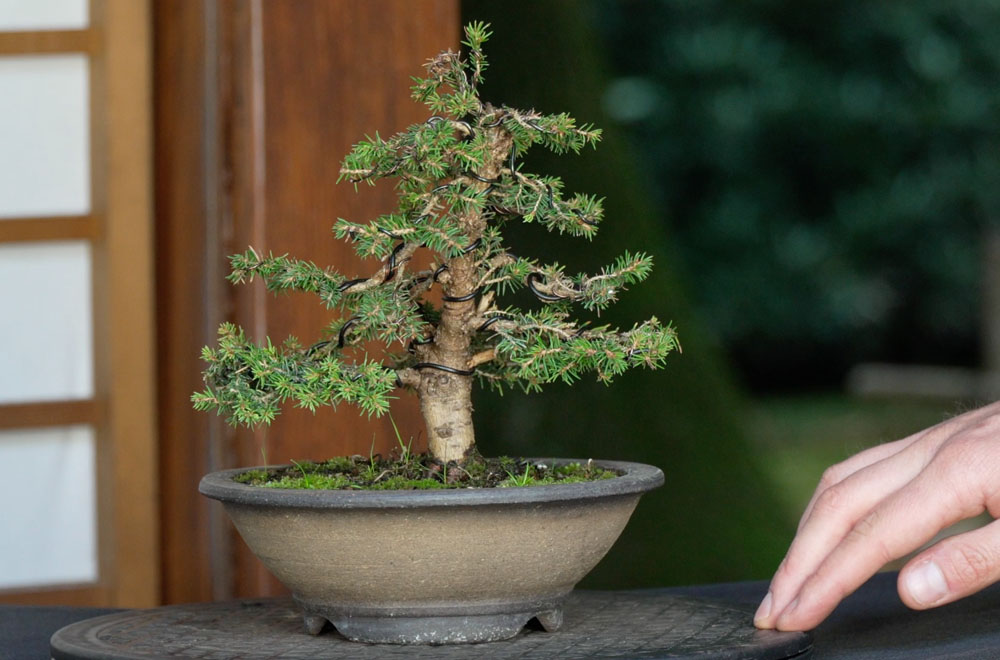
[{"x1": 199, "y1": 458, "x2": 663, "y2": 644}]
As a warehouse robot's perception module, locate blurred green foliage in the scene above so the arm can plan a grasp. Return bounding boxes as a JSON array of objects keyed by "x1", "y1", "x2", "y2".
[
  {"x1": 464, "y1": 0, "x2": 794, "y2": 587},
  {"x1": 596, "y1": 0, "x2": 1000, "y2": 388}
]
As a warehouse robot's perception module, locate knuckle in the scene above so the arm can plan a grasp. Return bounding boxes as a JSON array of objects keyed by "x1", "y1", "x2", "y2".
[
  {"x1": 948, "y1": 543, "x2": 998, "y2": 586},
  {"x1": 969, "y1": 413, "x2": 1000, "y2": 437},
  {"x1": 812, "y1": 482, "x2": 852, "y2": 518},
  {"x1": 817, "y1": 464, "x2": 846, "y2": 492},
  {"x1": 846, "y1": 512, "x2": 894, "y2": 564},
  {"x1": 928, "y1": 440, "x2": 991, "y2": 510},
  {"x1": 934, "y1": 435, "x2": 980, "y2": 469}
]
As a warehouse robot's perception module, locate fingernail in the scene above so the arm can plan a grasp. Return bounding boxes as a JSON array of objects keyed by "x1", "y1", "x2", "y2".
[
  {"x1": 754, "y1": 591, "x2": 773, "y2": 625},
  {"x1": 905, "y1": 560, "x2": 949, "y2": 606}
]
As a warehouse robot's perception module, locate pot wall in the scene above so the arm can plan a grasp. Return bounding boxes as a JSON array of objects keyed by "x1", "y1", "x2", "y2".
[{"x1": 224, "y1": 495, "x2": 639, "y2": 609}]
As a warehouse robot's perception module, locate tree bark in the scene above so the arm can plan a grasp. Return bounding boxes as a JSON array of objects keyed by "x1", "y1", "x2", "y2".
[{"x1": 416, "y1": 122, "x2": 512, "y2": 463}]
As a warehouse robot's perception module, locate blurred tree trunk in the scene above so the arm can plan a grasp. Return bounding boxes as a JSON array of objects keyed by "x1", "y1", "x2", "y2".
[{"x1": 464, "y1": 0, "x2": 794, "y2": 586}]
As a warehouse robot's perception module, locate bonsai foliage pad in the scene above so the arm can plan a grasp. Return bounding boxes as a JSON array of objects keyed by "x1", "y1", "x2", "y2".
[{"x1": 51, "y1": 591, "x2": 812, "y2": 659}]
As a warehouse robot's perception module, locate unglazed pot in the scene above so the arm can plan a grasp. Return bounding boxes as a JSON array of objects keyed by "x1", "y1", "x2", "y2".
[{"x1": 199, "y1": 459, "x2": 663, "y2": 644}]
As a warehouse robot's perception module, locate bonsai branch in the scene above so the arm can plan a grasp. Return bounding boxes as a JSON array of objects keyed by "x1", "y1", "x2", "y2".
[
  {"x1": 468, "y1": 349, "x2": 496, "y2": 369},
  {"x1": 339, "y1": 243, "x2": 420, "y2": 294}
]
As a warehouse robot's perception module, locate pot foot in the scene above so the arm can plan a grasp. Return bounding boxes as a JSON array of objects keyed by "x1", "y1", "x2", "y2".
[
  {"x1": 534, "y1": 608, "x2": 563, "y2": 632},
  {"x1": 302, "y1": 614, "x2": 328, "y2": 636}
]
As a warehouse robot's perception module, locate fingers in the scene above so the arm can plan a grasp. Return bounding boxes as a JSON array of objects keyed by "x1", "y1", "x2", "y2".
[
  {"x1": 771, "y1": 469, "x2": 974, "y2": 630},
  {"x1": 793, "y1": 404, "x2": 978, "y2": 530},
  {"x1": 755, "y1": 438, "x2": 933, "y2": 629},
  {"x1": 796, "y1": 435, "x2": 917, "y2": 532},
  {"x1": 900, "y1": 514, "x2": 1000, "y2": 609},
  {"x1": 756, "y1": 403, "x2": 1000, "y2": 631}
]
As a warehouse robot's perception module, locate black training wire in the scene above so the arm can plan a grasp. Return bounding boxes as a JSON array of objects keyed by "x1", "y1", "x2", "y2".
[
  {"x1": 574, "y1": 208, "x2": 599, "y2": 227},
  {"x1": 412, "y1": 362, "x2": 475, "y2": 377},
  {"x1": 464, "y1": 171, "x2": 499, "y2": 184},
  {"x1": 306, "y1": 340, "x2": 330, "y2": 355},
  {"x1": 526, "y1": 272, "x2": 568, "y2": 303},
  {"x1": 338, "y1": 277, "x2": 367, "y2": 293},
  {"x1": 338, "y1": 317, "x2": 358, "y2": 349},
  {"x1": 442, "y1": 289, "x2": 480, "y2": 303},
  {"x1": 455, "y1": 121, "x2": 474, "y2": 140},
  {"x1": 477, "y1": 317, "x2": 501, "y2": 332},
  {"x1": 407, "y1": 336, "x2": 434, "y2": 354},
  {"x1": 384, "y1": 242, "x2": 406, "y2": 283},
  {"x1": 482, "y1": 112, "x2": 507, "y2": 128}
]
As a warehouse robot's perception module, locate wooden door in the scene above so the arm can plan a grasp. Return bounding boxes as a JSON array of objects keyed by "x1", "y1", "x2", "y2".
[{"x1": 155, "y1": 0, "x2": 459, "y2": 603}]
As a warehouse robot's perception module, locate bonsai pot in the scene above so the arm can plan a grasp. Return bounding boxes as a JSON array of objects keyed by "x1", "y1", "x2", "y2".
[{"x1": 200, "y1": 458, "x2": 663, "y2": 644}]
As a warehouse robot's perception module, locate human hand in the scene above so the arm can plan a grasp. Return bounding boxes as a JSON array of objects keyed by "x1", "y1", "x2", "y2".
[{"x1": 753, "y1": 401, "x2": 1000, "y2": 631}]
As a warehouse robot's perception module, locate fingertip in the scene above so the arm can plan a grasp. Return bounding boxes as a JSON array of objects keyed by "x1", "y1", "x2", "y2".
[
  {"x1": 772, "y1": 596, "x2": 801, "y2": 631},
  {"x1": 753, "y1": 591, "x2": 773, "y2": 628},
  {"x1": 900, "y1": 558, "x2": 949, "y2": 608},
  {"x1": 773, "y1": 595, "x2": 827, "y2": 632}
]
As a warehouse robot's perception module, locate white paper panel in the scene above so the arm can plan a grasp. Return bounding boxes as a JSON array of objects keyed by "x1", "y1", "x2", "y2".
[
  {"x1": 0, "y1": 54, "x2": 89, "y2": 218},
  {"x1": 0, "y1": 425, "x2": 97, "y2": 588},
  {"x1": 0, "y1": 241, "x2": 93, "y2": 403},
  {"x1": 0, "y1": 0, "x2": 87, "y2": 31}
]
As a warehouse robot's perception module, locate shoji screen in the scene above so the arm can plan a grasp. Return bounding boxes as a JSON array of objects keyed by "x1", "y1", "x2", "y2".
[{"x1": 0, "y1": 0, "x2": 157, "y2": 607}]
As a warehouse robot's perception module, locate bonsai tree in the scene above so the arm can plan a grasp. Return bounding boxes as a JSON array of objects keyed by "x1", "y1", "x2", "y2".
[{"x1": 193, "y1": 23, "x2": 680, "y2": 467}]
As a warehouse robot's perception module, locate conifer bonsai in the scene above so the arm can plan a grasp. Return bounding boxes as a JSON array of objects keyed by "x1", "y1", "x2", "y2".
[{"x1": 194, "y1": 22, "x2": 679, "y2": 471}]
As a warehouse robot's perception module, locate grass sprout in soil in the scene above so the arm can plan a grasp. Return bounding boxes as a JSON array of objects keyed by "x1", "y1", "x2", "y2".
[{"x1": 234, "y1": 455, "x2": 618, "y2": 491}]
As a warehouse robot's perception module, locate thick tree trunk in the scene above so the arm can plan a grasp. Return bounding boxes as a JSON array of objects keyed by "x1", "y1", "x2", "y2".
[
  {"x1": 419, "y1": 252, "x2": 480, "y2": 462},
  {"x1": 415, "y1": 120, "x2": 512, "y2": 463},
  {"x1": 420, "y1": 371, "x2": 475, "y2": 462}
]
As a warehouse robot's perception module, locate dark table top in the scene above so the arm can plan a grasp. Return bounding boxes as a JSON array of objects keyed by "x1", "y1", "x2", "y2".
[{"x1": 4, "y1": 571, "x2": 1000, "y2": 659}]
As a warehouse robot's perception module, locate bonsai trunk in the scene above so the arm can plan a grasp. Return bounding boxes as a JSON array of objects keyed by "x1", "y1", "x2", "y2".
[
  {"x1": 419, "y1": 371, "x2": 475, "y2": 463},
  {"x1": 419, "y1": 252, "x2": 479, "y2": 463},
  {"x1": 416, "y1": 121, "x2": 513, "y2": 464}
]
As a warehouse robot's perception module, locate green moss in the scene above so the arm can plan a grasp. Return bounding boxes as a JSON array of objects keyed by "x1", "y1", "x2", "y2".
[
  {"x1": 232, "y1": 455, "x2": 619, "y2": 491},
  {"x1": 234, "y1": 469, "x2": 269, "y2": 486},
  {"x1": 319, "y1": 456, "x2": 356, "y2": 473},
  {"x1": 262, "y1": 473, "x2": 353, "y2": 490},
  {"x1": 499, "y1": 460, "x2": 617, "y2": 487},
  {"x1": 369, "y1": 476, "x2": 448, "y2": 490}
]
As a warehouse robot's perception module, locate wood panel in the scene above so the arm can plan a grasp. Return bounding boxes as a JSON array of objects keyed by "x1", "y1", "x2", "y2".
[
  {"x1": 0, "y1": 400, "x2": 98, "y2": 430},
  {"x1": 0, "y1": 216, "x2": 97, "y2": 243},
  {"x1": 0, "y1": 29, "x2": 98, "y2": 55},
  {"x1": 242, "y1": 1, "x2": 457, "y2": 468},
  {"x1": 0, "y1": 585, "x2": 103, "y2": 607},
  {"x1": 155, "y1": 0, "x2": 459, "y2": 603},
  {"x1": 153, "y1": 0, "x2": 219, "y2": 605},
  {"x1": 88, "y1": 0, "x2": 159, "y2": 608}
]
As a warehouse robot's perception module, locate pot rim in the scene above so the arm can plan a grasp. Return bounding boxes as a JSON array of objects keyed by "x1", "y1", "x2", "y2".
[{"x1": 199, "y1": 458, "x2": 663, "y2": 509}]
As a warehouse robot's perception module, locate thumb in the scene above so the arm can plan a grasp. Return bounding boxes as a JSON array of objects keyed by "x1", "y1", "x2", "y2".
[{"x1": 899, "y1": 519, "x2": 1000, "y2": 610}]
